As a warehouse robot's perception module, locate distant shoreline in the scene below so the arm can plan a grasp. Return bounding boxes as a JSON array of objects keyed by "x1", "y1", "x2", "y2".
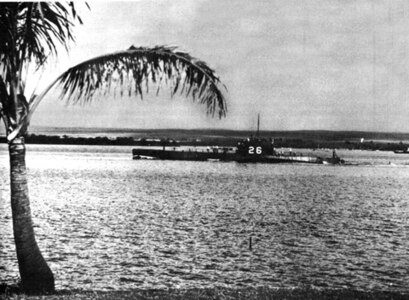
[
  {"x1": 3, "y1": 127, "x2": 409, "y2": 139},
  {"x1": 1, "y1": 129, "x2": 409, "y2": 152}
]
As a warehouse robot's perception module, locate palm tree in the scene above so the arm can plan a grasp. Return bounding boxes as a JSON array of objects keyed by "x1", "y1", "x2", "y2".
[{"x1": 0, "y1": 2, "x2": 226, "y2": 294}]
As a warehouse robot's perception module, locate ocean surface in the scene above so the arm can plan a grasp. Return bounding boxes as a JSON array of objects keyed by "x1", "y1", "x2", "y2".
[{"x1": 0, "y1": 145, "x2": 408, "y2": 292}]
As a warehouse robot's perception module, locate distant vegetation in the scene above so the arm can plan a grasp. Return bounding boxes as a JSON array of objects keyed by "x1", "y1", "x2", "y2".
[{"x1": 1, "y1": 129, "x2": 408, "y2": 152}]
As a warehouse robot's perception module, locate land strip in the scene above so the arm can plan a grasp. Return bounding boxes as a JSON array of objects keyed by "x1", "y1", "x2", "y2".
[{"x1": 1, "y1": 128, "x2": 409, "y2": 151}]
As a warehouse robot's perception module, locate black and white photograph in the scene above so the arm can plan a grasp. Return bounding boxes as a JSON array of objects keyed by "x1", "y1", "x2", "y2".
[{"x1": 1, "y1": 1, "x2": 409, "y2": 299}]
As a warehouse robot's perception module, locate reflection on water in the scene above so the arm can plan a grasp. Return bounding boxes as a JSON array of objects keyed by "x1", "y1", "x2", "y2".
[{"x1": 0, "y1": 145, "x2": 409, "y2": 291}]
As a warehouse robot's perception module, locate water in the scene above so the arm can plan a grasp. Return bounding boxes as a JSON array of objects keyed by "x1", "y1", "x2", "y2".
[{"x1": 1, "y1": 145, "x2": 408, "y2": 292}]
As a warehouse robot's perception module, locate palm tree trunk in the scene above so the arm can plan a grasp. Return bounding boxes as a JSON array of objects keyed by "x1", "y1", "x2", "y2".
[{"x1": 9, "y1": 137, "x2": 55, "y2": 294}]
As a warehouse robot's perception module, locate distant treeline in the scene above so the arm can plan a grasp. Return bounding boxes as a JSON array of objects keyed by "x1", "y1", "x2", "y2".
[
  {"x1": 24, "y1": 134, "x2": 180, "y2": 146},
  {"x1": 0, "y1": 134, "x2": 148, "y2": 146},
  {"x1": 272, "y1": 138, "x2": 408, "y2": 152},
  {"x1": 0, "y1": 133, "x2": 408, "y2": 152}
]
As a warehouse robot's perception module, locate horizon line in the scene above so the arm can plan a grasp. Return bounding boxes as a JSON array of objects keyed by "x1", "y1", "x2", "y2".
[{"x1": 23, "y1": 125, "x2": 409, "y2": 135}]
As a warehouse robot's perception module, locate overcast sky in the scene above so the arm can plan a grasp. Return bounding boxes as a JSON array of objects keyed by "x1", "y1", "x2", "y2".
[{"x1": 30, "y1": 0, "x2": 409, "y2": 132}]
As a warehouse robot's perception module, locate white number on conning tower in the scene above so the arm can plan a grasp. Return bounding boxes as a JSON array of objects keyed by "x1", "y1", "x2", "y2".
[{"x1": 248, "y1": 146, "x2": 262, "y2": 154}]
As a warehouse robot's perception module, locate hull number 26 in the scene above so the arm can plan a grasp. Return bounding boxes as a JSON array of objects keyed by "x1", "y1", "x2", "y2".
[{"x1": 248, "y1": 146, "x2": 262, "y2": 155}]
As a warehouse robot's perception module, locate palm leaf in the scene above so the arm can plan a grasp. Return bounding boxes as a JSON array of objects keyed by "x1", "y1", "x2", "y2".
[
  {"x1": 59, "y1": 46, "x2": 226, "y2": 116},
  {"x1": 41, "y1": 45, "x2": 227, "y2": 118},
  {"x1": 0, "y1": 2, "x2": 83, "y2": 70},
  {"x1": 1, "y1": 2, "x2": 85, "y2": 137},
  {"x1": 18, "y1": 2, "x2": 83, "y2": 66},
  {"x1": 7, "y1": 46, "x2": 227, "y2": 142}
]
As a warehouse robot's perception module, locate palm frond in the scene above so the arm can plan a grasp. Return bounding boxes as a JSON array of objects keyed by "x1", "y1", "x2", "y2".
[
  {"x1": 1, "y1": 1, "x2": 85, "y2": 137},
  {"x1": 0, "y1": 2, "x2": 84, "y2": 75},
  {"x1": 56, "y1": 45, "x2": 227, "y2": 118},
  {"x1": 18, "y1": 2, "x2": 83, "y2": 66},
  {"x1": 8, "y1": 45, "x2": 227, "y2": 142},
  {"x1": 8, "y1": 46, "x2": 227, "y2": 142}
]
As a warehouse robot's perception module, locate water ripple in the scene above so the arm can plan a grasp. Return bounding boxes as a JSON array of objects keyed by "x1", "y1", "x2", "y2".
[{"x1": 0, "y1": 146, "x2": 409, "y2": 292}]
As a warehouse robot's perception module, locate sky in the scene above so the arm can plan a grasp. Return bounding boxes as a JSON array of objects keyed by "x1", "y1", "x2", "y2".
[{"x1": 28, "y1": 0, "x2": 409, "y2": 132}]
